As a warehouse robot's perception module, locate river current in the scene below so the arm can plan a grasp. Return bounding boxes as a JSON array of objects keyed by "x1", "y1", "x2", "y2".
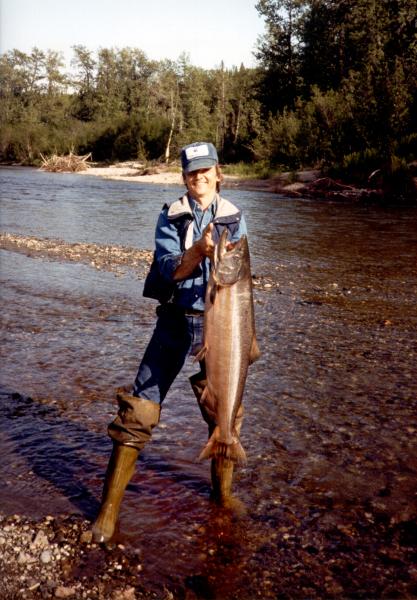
[{"x1": 1, "y1": 167, "x2": 416, "y2": 598}]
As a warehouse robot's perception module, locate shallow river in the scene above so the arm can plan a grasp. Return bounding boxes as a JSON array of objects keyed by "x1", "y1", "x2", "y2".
[{"x1": 1, "y1": 167, "x2": 416, "y2": 598}]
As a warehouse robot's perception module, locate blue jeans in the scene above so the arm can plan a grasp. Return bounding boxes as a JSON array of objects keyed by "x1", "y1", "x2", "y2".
[{"x1": 133, "y1": 304, "x2": 204, "y2": 404}]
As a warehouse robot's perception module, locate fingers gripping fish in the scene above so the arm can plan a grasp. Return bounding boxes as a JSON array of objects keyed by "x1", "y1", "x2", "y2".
[{"x1": 196, "y1": 229, "x2": 260, "y2": 463}]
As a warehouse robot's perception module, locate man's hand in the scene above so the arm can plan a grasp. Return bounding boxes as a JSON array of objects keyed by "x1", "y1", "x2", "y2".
[
  {"x1": 195, "y1": 223, "x2": 215, "y2": 261},
  {"x1": 173, "y1": 223, "x2": 215, "y2": 281}
]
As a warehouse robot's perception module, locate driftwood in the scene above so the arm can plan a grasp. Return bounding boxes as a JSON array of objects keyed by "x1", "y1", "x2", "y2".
[
  {"x1": 40, "y1": 151, "x2": 92, "y2": 173},
  {"x1": 304, "y1": 175, "x2": 416, "y2": 203},
  {"x1": 277, "y1": 176, "x2": 385, "y2": 202},
  {"x1": 303, "y1": 177, "x2": 376, "y2": 201}
]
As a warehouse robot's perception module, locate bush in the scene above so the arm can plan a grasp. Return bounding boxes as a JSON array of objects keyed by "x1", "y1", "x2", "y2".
[
  {"x1": 395, "y1": 133, "x2": 417, "y2": 164},
  {"x1": 251, "y1": 110, "x2": 301, "y2": 169},
  {"x1": 328, "y1": 149, "x2": 383, "y2": 185},
  {"x1": 297, "y1": 86, "x2": 360, "y2": 167},
  {"x1": 328, "y1": 152, "x2": 416, "y2": 203}
]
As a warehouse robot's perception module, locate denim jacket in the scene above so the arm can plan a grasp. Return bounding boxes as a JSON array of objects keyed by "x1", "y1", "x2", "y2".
[{"x1": 144, "y1": 193, "x2": 247, "y2": 311}]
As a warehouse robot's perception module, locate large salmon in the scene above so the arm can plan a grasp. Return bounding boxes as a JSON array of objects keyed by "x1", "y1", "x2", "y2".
[{"x1": 197, "y1": 229, "x2": 260, "y2": 463}]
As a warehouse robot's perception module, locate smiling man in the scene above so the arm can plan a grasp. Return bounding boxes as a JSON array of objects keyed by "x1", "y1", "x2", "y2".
[{"x1": 92, "y1": 142, "x2": 248, "y2": 543}]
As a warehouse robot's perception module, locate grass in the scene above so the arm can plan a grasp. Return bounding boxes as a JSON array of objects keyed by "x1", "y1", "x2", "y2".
[{"x1": 220, "y1": 161, "x2": 278, "y2": 179}]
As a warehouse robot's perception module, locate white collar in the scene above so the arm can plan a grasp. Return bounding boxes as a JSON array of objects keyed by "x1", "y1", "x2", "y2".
[{"x1": 167, "y1": 193, "x2": 238, "y2": 220}]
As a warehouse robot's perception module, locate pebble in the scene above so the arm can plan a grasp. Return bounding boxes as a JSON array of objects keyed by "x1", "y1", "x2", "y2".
[
  {"x1": 117, "y1": 587, "x2": 137, "y2": 600},
  {"x1": 80, "y1": 530, "x2": 93, "y2": 544},
  {"x1": 41, "y1": 549, "x2": 52, "y2": 563},
  {"x1": 18, "y1": 551, "x2": 29, "y2": 564},
  {"x1": 33, "y1": 529, "x2": 49, "y2": 547},
  {"x1": 55, "y1": 585, "x2": 77, "y2": 598}
]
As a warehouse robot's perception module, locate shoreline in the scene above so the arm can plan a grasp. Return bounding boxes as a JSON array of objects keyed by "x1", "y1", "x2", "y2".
[
  {"x1": 3, "y1": 161, "x2": 416, "y2": 201},
  {"x1": 53, "y1": 162, "x2": 417, "y2": 202},
  {"x1": 81, "y1": 163, "x2": 416, "y2": 202},
  {"x1": 80, "y1": 162, "x2": 322, "y2": 196}
]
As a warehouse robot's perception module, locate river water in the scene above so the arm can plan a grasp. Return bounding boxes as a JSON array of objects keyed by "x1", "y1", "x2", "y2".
[{"x1": 1, "y1": 167, "x2": 416, "y2": 598}]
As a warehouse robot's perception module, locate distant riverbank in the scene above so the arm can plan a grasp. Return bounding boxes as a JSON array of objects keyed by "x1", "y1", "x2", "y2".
[
  {"x1": 81, "y1": 161, "x2": 321, "y2": 195},
  {"x1": 2, "y1": 160, "x2": 318, "y2": 194},
  {"x1": 2, "y1": 160, "x2": 416, "y2": 202},
  {"x1": 76, "y1": 161, "x2": 417, "y2": 202}
]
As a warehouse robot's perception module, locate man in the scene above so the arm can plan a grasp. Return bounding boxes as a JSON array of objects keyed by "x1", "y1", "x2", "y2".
[{"x1": 92, "y1": 142, "x2": 248, "y2": 543}]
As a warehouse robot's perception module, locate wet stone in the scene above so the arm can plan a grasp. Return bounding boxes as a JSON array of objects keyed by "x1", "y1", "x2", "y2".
[{"x1": 41, "y1": 550, "x2": 52, "y2": 564}]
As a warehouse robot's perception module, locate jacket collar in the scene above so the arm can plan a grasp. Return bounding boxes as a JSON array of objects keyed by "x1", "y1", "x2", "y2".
[{"x1": 167, "y1": 193, "x2": 238, "y2": 220}]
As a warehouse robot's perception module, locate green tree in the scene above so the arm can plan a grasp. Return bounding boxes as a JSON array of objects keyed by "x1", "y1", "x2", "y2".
[
  {"x1": 255, "y1": 0, "x2": 307, "y2": 112},
  {"x1": 95, "y1": 48, "x2": 125, "y2": 120},
  {"x1": 71, "y1": 45, "x2": 98, "y2": 121},
  {"x1": 176, "y1": 54, "x2": 213, "y2": 146},
  {"x1": 152, "y1": 59, "x2": 181, "y2": 162}
]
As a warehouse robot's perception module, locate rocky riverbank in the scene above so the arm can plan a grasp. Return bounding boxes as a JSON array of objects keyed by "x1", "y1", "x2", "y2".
[
  {"x1": 0, "y1": 233, "x2": 153, "y2": 279},
  {"x1": 0, "y1": 233, "x2": 280, "y2": 292},
  {"x1": 2, "y1": 497, "x2": 416, "y2": 600},
  {"x1": 0, "y1": 513, "x2": 155, "y2": 600}
]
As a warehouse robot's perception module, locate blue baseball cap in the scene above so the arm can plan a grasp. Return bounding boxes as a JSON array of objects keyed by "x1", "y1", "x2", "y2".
[{"x1": 181, "y1": 142, "x2": 218, "y2": 173}]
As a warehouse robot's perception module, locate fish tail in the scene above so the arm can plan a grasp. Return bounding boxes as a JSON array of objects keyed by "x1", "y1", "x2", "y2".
[{"x1": 198, "y1": 427, "x2": 247, "y2": 464}]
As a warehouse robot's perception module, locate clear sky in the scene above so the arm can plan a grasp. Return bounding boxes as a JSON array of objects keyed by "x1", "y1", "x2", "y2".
[{"x1": 0, "y1": 0, "x2": 266, "y2": 69}]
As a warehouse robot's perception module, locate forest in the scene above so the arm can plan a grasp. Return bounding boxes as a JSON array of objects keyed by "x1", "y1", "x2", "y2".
[{"x1": 1, "y1": 0, "x2": 416, "y2": 185}]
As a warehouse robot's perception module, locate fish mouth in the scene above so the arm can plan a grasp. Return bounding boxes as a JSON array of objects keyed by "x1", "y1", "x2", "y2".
[{"x1": 213, "y1": 231, "x2": 247, "y2": 286}]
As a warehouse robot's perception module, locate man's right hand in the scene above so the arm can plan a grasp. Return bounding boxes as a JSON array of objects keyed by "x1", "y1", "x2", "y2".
[
  {"x1": 196, "y1": 223, "x2": 215, "y2": 261},
  {"x1": 173, "y1": 223, "x2": 215, "y2": 281}
]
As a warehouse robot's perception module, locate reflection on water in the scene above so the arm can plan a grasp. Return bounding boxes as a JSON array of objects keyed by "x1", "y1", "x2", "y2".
[{"x1": 1, "y1": 167, "x2": 416, "y2": 597}]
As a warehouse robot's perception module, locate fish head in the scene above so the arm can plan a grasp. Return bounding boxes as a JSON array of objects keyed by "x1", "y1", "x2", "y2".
[{"x1": 213, "y1": 230, "x2": 250, "y2": 286}]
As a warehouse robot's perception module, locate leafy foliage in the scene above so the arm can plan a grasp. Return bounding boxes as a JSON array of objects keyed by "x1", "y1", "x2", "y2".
[{"x1": 0, "y1": 2, "x2": 416, "y2": 180}]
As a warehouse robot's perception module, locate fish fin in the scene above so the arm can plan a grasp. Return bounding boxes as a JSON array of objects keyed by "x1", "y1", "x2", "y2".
[
  {"x1": 198, "y1": 428, "x2": 247, "y2": 464},
  {"x1": 249, "y1": 336, "x2": 261, "y2": 364},
  {"x1": 194, "y1": 345, "x2": 208, "y2": 362},
  {"x1": 198, "y1": 426, "x2": 220, "y2": 461},
  {"x1": 229, "y1": 439, "x2": 247, "y2": 464},
  {"x1": 200, "y1": 385, "x2": 209, "y2": 403}
]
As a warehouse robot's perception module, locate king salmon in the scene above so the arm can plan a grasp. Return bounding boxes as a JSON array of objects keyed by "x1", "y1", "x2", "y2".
[{"x1": 196, "y1": 229, "x2": 260, "y2": 463}]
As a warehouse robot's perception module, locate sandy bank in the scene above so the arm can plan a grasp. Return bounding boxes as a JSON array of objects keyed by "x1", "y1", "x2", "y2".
[
  {"x1": 80, "y1": 162, "x2": 417, "y2": 202},
  {"x1": 82, "y1": 162, "x2": 321, "y2": 194},
  {"x1": 83, "y1": 163, "x2": 181, "y2": 187},
  {"x1": 85, "y1": 164, "x2": 183, "y2": 186}
]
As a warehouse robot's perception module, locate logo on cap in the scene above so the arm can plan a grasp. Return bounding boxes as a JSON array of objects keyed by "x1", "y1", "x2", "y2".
[{"x1": 185, "y1": 144, "x2": 210, "y2": 160}]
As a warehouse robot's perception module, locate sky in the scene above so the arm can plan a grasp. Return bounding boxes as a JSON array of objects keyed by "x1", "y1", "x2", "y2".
[{"x1": 0, "y1": 0, "x2": 266, "y2": 70}]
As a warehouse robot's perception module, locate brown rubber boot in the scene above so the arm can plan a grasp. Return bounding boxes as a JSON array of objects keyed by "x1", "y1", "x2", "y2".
[
  {"x1": 211, "y1": 454, "x2": 246, "y2": 516},
  {"x1": 92, "y1": 392, "x2": 161, "y2": 543},
  {"x1": 92, "y1": 444, "x2": 139, "y2": 543},
  {"x1": 209, "y1": 403, "x2": 245, "y2": 513},
  {"x1": 108, "y1": 391, "x2": 161, "y2": 450},
  {"x1": 190, "y1": 372, "x2": 246, "y2": 514}
]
